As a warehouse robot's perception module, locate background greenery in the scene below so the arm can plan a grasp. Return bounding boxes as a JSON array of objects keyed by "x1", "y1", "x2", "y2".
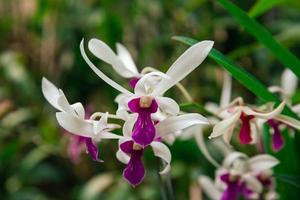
[{"x1": 0, "y1": 0, "x2": 299, "y2": 199}]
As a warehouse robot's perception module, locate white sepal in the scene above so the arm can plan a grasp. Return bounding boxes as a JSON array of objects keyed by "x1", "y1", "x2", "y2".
[
  {"x1": 42, "y1": 77, "x2": 61, "y2": 110},
  {"x1": 151, "y1": 141, "x2": 171, "y2": 174},
  {"x1": 248, "y1": 154, "x2": 279, "y2": 173}
]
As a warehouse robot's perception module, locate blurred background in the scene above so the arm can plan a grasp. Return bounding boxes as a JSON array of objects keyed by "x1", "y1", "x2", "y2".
[{"x1": 0, "y1": 0, "x2": 300, "y2": 199}]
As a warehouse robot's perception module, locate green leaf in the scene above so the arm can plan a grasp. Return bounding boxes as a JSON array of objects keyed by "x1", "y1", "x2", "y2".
[
  {"x1": 218, "y1": 0, "x2": 300, "y2": 79},
  {"x1": 172, "y1": 36, "x2": 297, "y2": 119},
  {"x1": 179, "y1": 102, "x2": 214, "y2": 116},
  {"x1": 274, "y1": 173, "x2": 300, "y2": 189},
  {"x1": 248, "y1": 0, "x2": 284, "y2": 18}
]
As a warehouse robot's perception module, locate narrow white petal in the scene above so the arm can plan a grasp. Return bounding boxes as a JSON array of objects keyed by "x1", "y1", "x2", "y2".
[
  {"x1": 194, "y1": 127, "x2": 220, "y2": 167},
  {"x1": 281, "y1": 69, "x2": 298, "y2": 95},
  {"x1": 42, "y1": 77, "x2": 61, "y2": 110},
  {"x1": 94, "y1": 112, "x2": 108, "y2": 135},
  {"x1": 80, "y1": 39, "x2": 133, "y2": 96},
  {"x1": 292, "y1": 103, "x2": 300, "y2": 113},
  {"x1": 242, "y1": 101, "x2": 285, "y2": 119},
  {"x1": 156, "y1": 96, "x2": 180, "y2": 116},
  {"x1": 153, "y1": 40, "x2": 214, "y2": 95},
  {"x1": 116, "y1": 149, "x2": 130, "y2": 164},
  {"x1": 57, "y1": 91, "x2": 77, "y2": 115},
  {"x1": 274, "y1": 114, "x2": 300, "y2": 130},
  {"x1": 88, "y1": 39, "x2": 136, "y2": 78},
  {"x1": 56, "y1": 112, "x2": 94, "y2": 137},
  {"x1": 248, "y1": 154, "x2": 279, "y2": 173},
  {"x1": 209, "y1": 110, "x2": 241, "y2": 139},
  {"x1": 198, "y1": 176, "x2": 221, "y2": 200},
  {"x1": 122, "y1": 115, "x2": 136, "y2": 137},
  {"x1": 100, "y1": 132, "x2": 122, "y2": 139},
  {"x1": 220, "y1": 72, "x2": 232, "y2": 107},
  {"x1": 155, "y1": 113, "x2": 209, "y2": 137},
  {"x1": 223, "y1": 152, "x2": 247, "y2": 168},
  {"x1": 151, "y1": 141, "x2": 171, "y2": 174},
  {"x1": 116, "y1": 43, "x2": 139, "y2": 75},
  {"x1": 242, "y1": 174, "x2": 263, "y2": 193}
]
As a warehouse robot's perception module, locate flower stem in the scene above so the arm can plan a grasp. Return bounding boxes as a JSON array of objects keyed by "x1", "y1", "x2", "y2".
[
  {"x1": 156, "y1": 158, "x2": 168, "y2": 200},
  {"x1": 166, "y1": 172, "x2": 175, "y2": 200}
]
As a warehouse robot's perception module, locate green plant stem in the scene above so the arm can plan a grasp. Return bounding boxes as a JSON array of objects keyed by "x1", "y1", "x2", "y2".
[{"x1": 156, "y1": 158, "x2": 168, "y2": 200}]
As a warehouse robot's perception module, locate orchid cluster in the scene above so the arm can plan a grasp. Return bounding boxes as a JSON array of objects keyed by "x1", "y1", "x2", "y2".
[
  {"x1": 42, "y1": 38, "x2": 213, "y2": 186},
  {"x1": 199, "y1": 152, "x2": 279, "y2": 200}
]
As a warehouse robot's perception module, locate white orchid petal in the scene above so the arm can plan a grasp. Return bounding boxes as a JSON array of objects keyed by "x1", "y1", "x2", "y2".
[
  {"x1": 42, "y1": 77, "x2": 61, "y2": 110},
  {"x1": 242, "y1": 101, "x2": 285, "y2": 119},
  {"x1": 292, "y1": 103, "x2": 300, "y2": 114},
  {"x1": 198, "y1": 176, "x2": 221, "y2": 200},
  {"x1": 153, "y1": 40, "x2": 214, "y2": 95},
  {"x1": 80, "y1": 39, "x2": 133, "y2": 96},
  {"x1": 156, "y1": 113, "x2": 209, "y2": 137},
  {"x1": 134, "y1": 72, "x2": 170, "y2": 95},
  {"x1": 100, "y1": 132, "x2": 122, "y2": 139},
  {"x1": 122, "y1": 115, "x2": 136, "y2": 137},
  {"x1": 151, "y1": 141, "x2": 171, "y2": 174},
  {"x1": 209, "y1": 110, "x2": 241, "y2": 139},
  {"x1": 116, "y1": 43, "x2": 139, "y2": 76},
  {"x1": 274, "y1": 114, "x2": 300, "y2": 130},
  {"x1": 268, "y1": 86, "x2": 285, "y2": 94},
  {"x1": 57, "y1": 91, "x2": 77, "y2": 115},
  {"x1": 116, "y1": 149, "x2": 130, "y2": 164},
  {"x1": 56, "y1": 112, "x2": 93, "y2": 137},
  {"x1": 220, "y1": 72, "x2": 232, "y2": 107},
  {"x1": 281, "y1": 69, "x2": 298, "y2": 95},
  {"x1": 71, "y1": 103, "x2": 85, "y2": 119},
  {"x1": 195, "y1": 127, "x2": 220, "y2": 167},
  {"x1": 88, "y1": 39, "x2": 135, "y2": 78},
  {"x1": 156, "y1": 96, "x2": 180, "y2": 116},
  {"x1": 93, "y1": 112, "x2": 108, "y2": 135},
  {"x1": 242, "y1": 174, "x2": 263, "y2": 193},
  {"x1": 223, "y1": 152, "x2": 247, "y2": 168},
  {"x1": 248, "y1": 154, "x2": 279, "y2": 173}
]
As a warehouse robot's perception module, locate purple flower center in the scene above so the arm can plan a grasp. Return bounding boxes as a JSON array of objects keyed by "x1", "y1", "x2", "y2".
[
  {"x1": 267, "y1": 119, "x2": 284, "y2": 152},
  {"x1": 120, "y1": 140, "x2": 145, "y2": 187},
  {"x1": 220, "y1": 173, "x2": 252, "y2": 200},
  {"x1": 129, "y1": 77, "x2": 140, "y2": 89},
  {"x1": 128, "y1": 97, "x2": 158, "y2": 147},
  {"x1": 239, "y1": 113, "x2": 254, "y2": 144}
]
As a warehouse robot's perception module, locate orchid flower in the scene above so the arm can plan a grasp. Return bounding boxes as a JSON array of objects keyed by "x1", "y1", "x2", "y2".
[
  {"x1": 208, "y1": 97, "x2": 296, "y2": 145},
  {"x1": 42, "y1": 78, "x2": 121, "y2": 161},
  {"x1": 80, "y1": 38, "x2": 213, "y2": 148},
  {"x1": 199, "y1": 152, "x2": 279, "y2": 200}
]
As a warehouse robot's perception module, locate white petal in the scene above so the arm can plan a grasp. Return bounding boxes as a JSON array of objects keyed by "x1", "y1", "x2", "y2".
[
  {"x1": 41, "y1": 77, "x2": 61, "y2": 110},
  {"x1": 194, "y1": 126, "x2": 220, "y2": 167},
  {"x1": 156, "y1": 96, "x2": 180, "y2": 116},
  {"x1": 57, "y1": 91, "x2": 77, "y2": 115},
  {"x1": 274, "y1": 114, "x2": 300, "y2": 130},
  {"x1": 71, "y1": 103, "x2": 85, "y2": 119},
  {"x1": 209, "y1": 109, "x2": 241, "y2": 139},
  {"x1": 94, "y1": 112, "x2": 108, "y2": 135},
  {"x1": 242, "y1": 174, "x2": 263, "y2": 193},
  {"x1": 116, "y1": 149, "x2": 130, "y2": 164},
  {"x1": 153, "y1": 40, "x2": 214, "y2": 95},
  {"x1": 100, "y1": 132, "x2": 122, "y2": 140},
  {"x1": 198, "y1": 176, "x2": 221, "y2": 200},
  {"x1": 242, "y1": 101, "x2": 285, "y2": 119},
  {"x1": 155, "y1": 113, "x2": 209, "y2": 137},
  {"x1": 220, "y1": 72, "x2": 232, "y2": 107},
  {"x1": 56, "y1": 112, "x2": 94, "y2": 137},
  {"x1": 151, "y1": 141, "x2": 171, "y2": 174},
  {"x1": 122, "y1": 115, "x2": 136, "y2": 137},
  {"x1": 88, "y1": 39, "x2": 136, "y2": 78},
  {"x1": 281, "y1": 69, "x2": 298, "y2": 95},
  {"x1": 116, "y1": 43, "x2": 139, "y2": 76},
  {"x1": 248, "y1": 154, "x2": 279, "y2": 173},
  {"x1": 223, "y1": 152, "x2": 247, "y2": 168},
  {"x1": 80, "y1": 39, "x2": 133, "y2": 96}
]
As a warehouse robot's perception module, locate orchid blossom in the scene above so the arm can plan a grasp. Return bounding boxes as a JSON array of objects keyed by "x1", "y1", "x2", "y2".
[
  {"x1": 199, "y1": 152, "x2": 279, "y2": 200},
  {"x1": 42, "y1": 78, "x2": 121, "y2": 161},
  {"x1": 208, "y1": 97, "x2": 300, "y2": 146},
  {"x1": 78, "y1": 38, "x2": 212, "y2": 186}
]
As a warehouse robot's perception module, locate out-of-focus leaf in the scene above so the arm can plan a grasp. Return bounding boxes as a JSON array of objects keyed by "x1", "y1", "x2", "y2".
[
  {"x1": 179, "y1": 102, "x2": 213, "y2": 116},
  {"x1": 218, "y1": 0, "x2": 300, "y2": 79},
  {"x1": 1, "y1": 108, "x2": 34, "y2": 129},
  {"x1": 274, "y1": 173, "x2": 300, "y2": 189},
  {"x1": 248, "y1": 0, "x2": 284, "y2": 18},
  {"x1": 79, "y1": 173, "x2": 114, "y2": 200}
]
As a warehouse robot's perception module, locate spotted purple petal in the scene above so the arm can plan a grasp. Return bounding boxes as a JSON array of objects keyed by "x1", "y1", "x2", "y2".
[
  {"x1": 239, "y1": 113, "x2": 254, "y2": 144},
  {"x1": 120, "y1": 140, "x2": 134, "y2": 154},
  {"x1": 85, "y1": 138, "x2": 102, "y2": 162},
  {"x1": 128, "y1": 97, "x2": 158, "y2": 146},
  {"x1": 268, "y1": 119, "x2": 284, "y2": 152}
]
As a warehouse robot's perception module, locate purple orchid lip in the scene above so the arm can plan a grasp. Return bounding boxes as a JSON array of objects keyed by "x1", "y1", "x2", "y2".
[
  {"x1": 85, "y1": 137, "x2": 103, "y2": 162},
  {"x1": 220, "y1": 173, "x2": 252, "y2": 200},
  {"x1": 267, "y1": 119, "x2": 284, "y2": 152},
  {"x1": 128, "y1": 97, "x2": 158, "y2": 147},
  {"x1": 120, "y1": 140, "x2": 145, "y2": 187},
  {"x1": 129, "y1": 78, "x2": 140, "y2": 89},
  {"x1": 239, "y1": 113, "x2": 254, "y2": 144}
]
